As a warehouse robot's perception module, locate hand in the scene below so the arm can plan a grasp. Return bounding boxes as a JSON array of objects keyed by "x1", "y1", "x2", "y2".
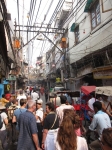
[
  {"x1": 41, "y1": 143, "x2": 45, "y2": 149},
  {"x1": 37, "y1": 147, "x2": 42, "y2": 150}
]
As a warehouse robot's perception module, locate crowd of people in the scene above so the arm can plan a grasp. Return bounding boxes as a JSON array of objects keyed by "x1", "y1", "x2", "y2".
[{"x1": 0, "y1": 87, "x2": 111, "y2": 150}]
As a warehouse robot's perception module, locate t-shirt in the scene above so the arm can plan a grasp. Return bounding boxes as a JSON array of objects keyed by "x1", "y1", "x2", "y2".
[
  {"x1": 14, "y1": 108, "x2": 27, "y2": 130},
  {"x1": 89, "y1": 110, "x2": 111, "y2": 138},
  {"x1": 17, "y1": 111, "x2": 38, "y2": 150},
  {"x1": 36, "y1": 108, "x2": 43, "y2": 123},
  {"x1": 17, "y1": 95, "x2": 27, "y2": 107},
  {"x1": 14, "y1": 108, "x2": 27, "y2": 121},
  {"x1": 56, "y1": 104, "x2": 74, "y2": 125},
  {"x1": 0, "y1": 112, "x2": 7, "y2": 131},
  {"x1": 31, "y1": 92, "x2": 39, "y2": 101},
  {"x1": 43, "y1": 113, "x2": 59, "y2": 130}
]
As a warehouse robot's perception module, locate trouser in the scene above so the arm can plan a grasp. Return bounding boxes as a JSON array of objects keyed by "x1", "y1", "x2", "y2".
[
  {"x1": 89, "y1": 139, "x2": 101, "y2": 150},
  {"x1": 45, "y1": 94, "x2": 48, "y2": 102},
  {"x1": 45, "y1": 129, "x2": 58, "y2": 150},
  {"x1": 37, "y1": 123, "x2": 43, "y2": 147},
  {"x1": 0, "y1": 130, "x2": 8, "y2": 150}
]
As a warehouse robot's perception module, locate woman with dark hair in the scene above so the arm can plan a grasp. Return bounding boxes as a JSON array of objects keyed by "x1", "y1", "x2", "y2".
[{"x1": 55, "y1": 109, "x2": 88, "y2": 150}]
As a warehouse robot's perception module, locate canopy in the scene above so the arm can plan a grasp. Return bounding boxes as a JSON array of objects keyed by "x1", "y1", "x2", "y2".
[
  {"x1": 95, "y1": 86, "x2": 112, "y2": 96},
  {"x1": 56, "y1": 91, "x2": 80, "y2": 97},
  {"x1": 84, "y1": 0, "x2": 95, "y2": 12},
  {"x1": 70, "y1": 23, "x2": 79, "y2": 32},
  {"x1": 81, "y1": 86, "x2": 96, "y2": 95}
]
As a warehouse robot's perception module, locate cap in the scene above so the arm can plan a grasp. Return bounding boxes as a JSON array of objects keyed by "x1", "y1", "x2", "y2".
[{"x1": 37, "y1": 99, "x2": 43, "y2": 104}]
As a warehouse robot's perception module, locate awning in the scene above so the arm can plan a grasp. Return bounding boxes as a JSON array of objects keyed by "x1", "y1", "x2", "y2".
[
  {"x1": 95, "y1": 86, "x2": 112, "y2": 96},
  {"x1": 84, "y1": 0, "x2": 96, "y2": 12},
  {"x1": 81, "y1": 86, "x2": 96, "y2": 95},
  {"x1": 70, "y1": 23, "x2": 79, "y2": 32}
]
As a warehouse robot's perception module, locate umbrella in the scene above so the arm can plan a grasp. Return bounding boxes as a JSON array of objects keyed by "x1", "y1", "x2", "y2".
[{"x1": 81, "y1": 86, "x2": 96, "y2": 95}]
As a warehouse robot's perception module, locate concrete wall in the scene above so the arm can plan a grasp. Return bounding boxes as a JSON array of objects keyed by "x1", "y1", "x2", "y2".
[{"x1": 68, "y1": 0, "x2": 112, "y2": 64}]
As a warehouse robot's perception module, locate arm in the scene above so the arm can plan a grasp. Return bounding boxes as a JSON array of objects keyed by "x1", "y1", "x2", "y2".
[
  {"x1": 41, "y1": 129, "x2": 48, "y2": 149},
  {"x1": 101, "y1": 102, "x2": 112, "y2": 117},
  {"x1": 32, "y1": 134, "x2": 41, "y2": 150},
  {"x1": 4, "y1": 118, "x2": 8, "y2": 125},
  {"x1": 12, "y1": 115, "x2": 17, "y2": 123}
]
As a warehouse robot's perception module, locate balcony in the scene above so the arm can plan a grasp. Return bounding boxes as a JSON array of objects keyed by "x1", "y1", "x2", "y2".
[{"x1": 58, "y1": 0, "x2": 73, "y2": 29}]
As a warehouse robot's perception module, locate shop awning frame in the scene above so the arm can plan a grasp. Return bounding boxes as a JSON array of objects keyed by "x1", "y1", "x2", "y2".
[{"x1": 84, "y1": 0, "x2": 96, "y2": 12}]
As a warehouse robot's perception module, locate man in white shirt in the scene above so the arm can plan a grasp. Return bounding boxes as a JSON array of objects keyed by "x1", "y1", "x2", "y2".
[
  {"x1": 88, "y1": 92, "x2": 98, "y2": 117},
  {"x1": 35, "y1": 99, "x2": 43, "y2": 147},
  {"x1": 0, "y1": 103, "x2": 8, "y2": 150},
  {"x1": 86, "y1": 101, "x2": 111, "y2": 150},
  {"x1": 56, "y1": 96, "x2": 75, "y2": 125},
  {"x1": 31, "y1": 89, "x2": 39, "y2": 101},
  {"x1": 17, "y1": 90, "x2": 27, "y2": 107}
]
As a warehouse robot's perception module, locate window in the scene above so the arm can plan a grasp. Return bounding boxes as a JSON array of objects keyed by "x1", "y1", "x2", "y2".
[
  {"x1": 91, "y1": 1, "x2": 101, "y2": 29},
  {"x1": 75, "y1": 26, "x2": 80, "y2": 44}
]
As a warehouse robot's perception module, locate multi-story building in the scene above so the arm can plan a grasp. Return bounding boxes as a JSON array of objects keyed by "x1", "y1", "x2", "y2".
[
  {"x1": 47, "y1": 0, "x2": 112, "y2": 90},
  {"x1": 67, "y1": 0, "x2": 112, "y2": 90}
]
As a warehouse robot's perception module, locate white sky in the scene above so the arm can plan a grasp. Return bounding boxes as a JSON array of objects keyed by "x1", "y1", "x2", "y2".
[{"x1": 7, "y1": 0, "x2": 60, "y2": 66}]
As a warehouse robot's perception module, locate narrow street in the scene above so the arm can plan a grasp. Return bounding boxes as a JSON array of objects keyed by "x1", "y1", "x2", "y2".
[{"x1": 0, "y1": 0, "x2": 112, "y2": 150}]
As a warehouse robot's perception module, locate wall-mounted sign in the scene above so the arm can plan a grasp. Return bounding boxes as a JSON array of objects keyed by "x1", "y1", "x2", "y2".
[
  {"x1": 93, "y1": 66, "x2": 112, "y2": 79},
  {"x1": 7, "y1": 75, "x2": 16, "y2": 81},
  {"x1": 56, "y1": 77, "x2": 61, "y2": 83}
]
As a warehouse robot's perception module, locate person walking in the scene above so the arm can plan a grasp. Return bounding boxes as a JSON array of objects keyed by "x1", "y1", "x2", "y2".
[
  {"x1": 56, "y1": 95, "x2": 74, "y2": 125},
  {"x1": 54, "y1": 109, "x2": 88, "y2": 150},
  {"x1": 31, "y1": 89, "x2": 39, "y2": 101},
  {"x1": 42, "y1": 102, "x2": 59, "y2": 150},
  {"x1": 35, "y1": 99, "x2": 43, "y2": 147},
  {"x1": 12, "y1": 99, "x2": 27, "y2": 131},
  {"x1": 17, "y1": 100, "x2": 41, "y2": 150},
  {"x1": 0, "y1": 102, "x2": 8, "y2": 150}
]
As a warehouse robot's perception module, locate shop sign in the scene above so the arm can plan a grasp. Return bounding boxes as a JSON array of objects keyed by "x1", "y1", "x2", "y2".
[
  {"x1": 93, "y1": 67, "x2": 112, "y2": 79},
  {"x1": 56, "y1": 77, "x2": 61, "y2": 82},
  {"x1": 7, "y1": 75, "x2": 16, "y2": 81}
]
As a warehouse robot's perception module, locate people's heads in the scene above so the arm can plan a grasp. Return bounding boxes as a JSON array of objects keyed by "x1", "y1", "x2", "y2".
[
  {"x1": 10, "y1": 95, "x2": 15, "y2": 102},
  {"x1": 93, "y1": 101, "x2": 102, "y2": 113},
  {"x1": 2, "y1": 94, "x2": 5, "y2": 98},
  {"x1": 27, "y1": 100, "x2": 36, "y2": 112},
  {"x1": 57, "y1": 109, "x2": 77, "y2": 150},
  {"x1": 96, "y1": 94, "x2": 102, "y2": 101},
  {"x1": 101, "y1": 128, "x2": 112, "y2": 149},
  {"x1": 90, "y1": 92, "x2": 95, "y2": 98},
  {"x1": 20, "y1": 99, "x2": 27, "y2": 107},
  {"x1": 19, "y1": 90, "x2": 23, "y2": 95},
  {"x1": 46, "y1": 102, "x2": 55, "y2": 113},
  {"x1": 60, "y1": 95, "x2": 67, "y2": 104},
  {"x1": 37, "y1": 99, "x2": 43, "y2": 109}
]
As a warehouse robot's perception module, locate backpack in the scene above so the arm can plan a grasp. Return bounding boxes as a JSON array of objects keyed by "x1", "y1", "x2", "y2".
[
  {"x1": 0, "y1": 114, "x2": 3, "y2": 129},
  {"x1": 8, "y1": 104, "x2": 18, "y2": 120}
]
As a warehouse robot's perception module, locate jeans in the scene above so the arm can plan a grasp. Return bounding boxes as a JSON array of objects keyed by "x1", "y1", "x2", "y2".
[{"x1": 0, "y1": 130, "x2": 8, "y2": 150}]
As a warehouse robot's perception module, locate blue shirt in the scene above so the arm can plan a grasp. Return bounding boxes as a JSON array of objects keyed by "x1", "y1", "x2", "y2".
[
  {"x1": 89, "y1": 110, "x2": 111, "y2": 138},
  {"x1": 14, "y1": 108, "x2": 27, "y2": 130},
  {"x1": 17, "y1": 111, "x2": 38, "y2": 150}
]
